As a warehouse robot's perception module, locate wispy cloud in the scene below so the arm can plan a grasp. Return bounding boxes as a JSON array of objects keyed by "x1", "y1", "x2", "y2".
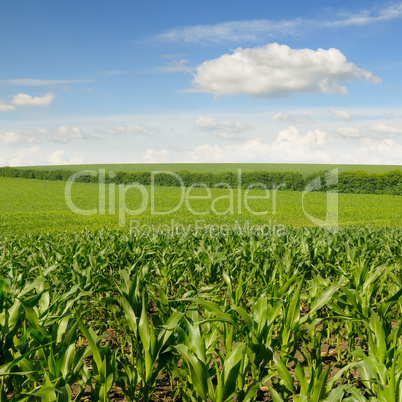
[
  {"x1": 152, "y1": 3, "x2": 402, "y2": 43},
  {"x1": 334, "y1": 127, "x2": 362, "y2": 138},
  {"x1": 1, "y1": 78, "x2": 91, "y2": 87},
  {"x1": 369, "y1": 122, "x2": 402, "y2": 135},
  {"x1": 156, "y1": 59, "x2": 194, "y2": 73},
  {"x1": 326, "y1": 3, "x2": 402, "y2": 27},
  {"x1": 195, "y1": 116, "x2": 252, "y2": 132},
  {"x1": 330, "y1": 109, "x2": 353, "y2": 121},
  {"x1": 0, "y1": 126, "x2": 90, "y2": 144},
  {"x1": 195, "y1": 116, "x2": 252, "y2": 140},
  {"x1": 270, "y1": 112, "x2": 312, "y2": 123},
  {"x1": 154, "y1": 19, "x2": 299, "y2": 44},
  {"x1": 100, "y1": 124, "x2": 157, "y2": 136}
]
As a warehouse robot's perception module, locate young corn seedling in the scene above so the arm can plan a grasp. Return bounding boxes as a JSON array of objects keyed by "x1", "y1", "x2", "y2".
[{"x1": 353, "y1": 309, "x2": 402, "y2": 401}]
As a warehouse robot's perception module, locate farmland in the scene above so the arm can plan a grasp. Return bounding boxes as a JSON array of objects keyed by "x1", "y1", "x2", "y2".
[
  {"x1": 1, "y1": 170, "x2": 402, "y2": 401},
  {"x1": 1, "y1": 227, "x2": 401, "y2": 400},
  {"x1": 1, "y1": 176, "x2": 402, "y2": 235}
]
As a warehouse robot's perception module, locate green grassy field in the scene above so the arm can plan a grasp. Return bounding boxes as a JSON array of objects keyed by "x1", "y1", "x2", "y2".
[
  {"x1": 16, "y1": 162, "x2": 402, "y2": 177},
  {"x1": 1, "y1": 176, "x2": 401, "y2": 235},
  {"x1": 1, "y1": 171, "x2": 402, "y2": 400}
]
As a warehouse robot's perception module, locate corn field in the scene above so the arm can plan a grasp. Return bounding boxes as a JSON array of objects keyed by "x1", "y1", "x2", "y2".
[{"x1": 0, "y1": 227, "x2": 401, "y2": 401}]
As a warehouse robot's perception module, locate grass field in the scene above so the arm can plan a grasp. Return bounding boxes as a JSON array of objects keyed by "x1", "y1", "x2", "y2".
[
  {"x1": 1, "y1": 176, "x2": 401, "y2": 235},
  {"x1": 16, "y1": 162, "x2": 402, "y2": 177}
]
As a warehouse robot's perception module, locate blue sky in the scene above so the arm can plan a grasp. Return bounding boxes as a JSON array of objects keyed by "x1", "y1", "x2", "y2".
[{"x1": 1, "y1": 0, "x2": 402, "y2": 166}]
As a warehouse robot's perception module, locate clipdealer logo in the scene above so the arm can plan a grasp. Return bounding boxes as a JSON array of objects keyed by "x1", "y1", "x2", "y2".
[{"x1": 64, "y1": 168, "x2": 338, "y2": 229}]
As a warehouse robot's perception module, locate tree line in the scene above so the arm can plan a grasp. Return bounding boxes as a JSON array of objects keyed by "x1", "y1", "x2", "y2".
[{"x1": 1, "y1": 166, "x2": 402, "y2": 195}]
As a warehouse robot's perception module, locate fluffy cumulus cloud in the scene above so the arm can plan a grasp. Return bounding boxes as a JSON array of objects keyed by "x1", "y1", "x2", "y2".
[
  {"x1": 143, "y1": 149, "x2": 171, "y2": 163},
  {"x1": 187, "y1": 126, "x2": 328, "y2": 163},
  {"x1": 192, "y1": 43, "x2": 381, "y2": 98},
  {"x1": 47, "y1": 150, "x2": 82, "y2": 165},
  {"x1": 330, "y1": 108, "x2": 352, "y2": 120},
  {"x1": 0, "y1": 104, "x2": 16, "y2": 112},
  {"x1": 355, "y1": 138, "x2": 402, "y2": 164},
  {"x1": 7, "y1": 147, "x2": 40, "y2": 167},
  {"x1": 11, "y1": 92, "x2": 55, "y2": 107},
  {"x1": 274, "y1": 126, "x2": 326, "y2": 148}
]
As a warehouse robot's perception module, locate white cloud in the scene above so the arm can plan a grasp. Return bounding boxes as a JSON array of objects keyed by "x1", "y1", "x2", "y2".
[
  {"x1": 154, "y1": 19, "x2": 299, "y2": 44},
  {"x1": 368, "y1": 123, "x2": 402, "y2": 135},
  {"x1": 195, "y1": 116, "x2": 251, "y2": 132},
  {"x1": 187, "y1": 126, "x2": 328, "y2": 163},
  {"x1": 335, "y1": 127, "x2": 362, "y2": 138},
  {"x1": 1, "y1": 79, "x2": 90, "y2": 86},
  {"x1": 8, "y1": 147, "x2": 40, "y2": 167},
  {"x1": 327, "y1": 4, "x2": 402, "y2": 27},
  {"x1": 153, "y1": 3, "x2": 402, "y2": 43},
  {"x1": 47, "y1": 150, "x2": 82, "y2": 165},
  {"x1": 0, "y1": 126, "x2": 88, "y2": 144},
  {"x1": 355, "y1": 138, "x2": 402, "y2": 164},
  {"x1": 11, "y1": 92, "x2": 55, "y2": 107},
  {"x1": 0, "y1": 130, "x2": 41, "y2": 144},
  {"x1": 218, "y1": 132, "x2": 245, "y2": 141},
  {"x1": 192, "y1": 44, "x2": 381, "y2": 99},
  {"x1": 330, "y1": 108, "x2": 352, "y2": 120},
  {"x1": 274, "y1": 126, "x2": 326, "y2": 148},
  {"x1": 103, "y1": 125, "x2": 152, "y2": 136},
  {"x1": 270, "y1": 112, "x2": 312, "y2": 123},
  {"x1": 143, "y1": 149, "x2": 171, "y2": 163},
  {"x1": 157, "y1": 59, "x2": 193, "y2": 73},
  {"x1": 46, "y1": 126, "x2": 87, "y2": 143},
  {"x1": 0, "y1": 104, "x2": 16, "y2": 112}
]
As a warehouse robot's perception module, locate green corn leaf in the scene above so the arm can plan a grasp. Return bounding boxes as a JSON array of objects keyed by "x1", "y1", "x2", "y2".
[
  {"x1": 232, "y1": 305, "x2": 253, "y2": 330},
  {"x1": 295, "y1": 361, "x2": 308, "y2": 395},
  {"x1": 184, "y1": 298, "x2": 236, "y2": 325},
  {"x1": 268, "y1": 385, "x2": 285, "y2": 402},
  {"x1": 78, "y1": 321, "x2": 103, "y2": 370},
  {"x1": 302, "y1": 276, "x2": 347, "y2": 323},
  {"x1": 60, "y1": 343, "x2": 76, "y2": 378},
  {"x1": 158, "y1": 311, "x2": 184, "y2": 347},
  {"x1": 120, "y1": 295, "x2": 138, "y2": 334},
  {"x1": 273, "y1": 354, "x2": 294, "y2": 393},
  {"x1": 367, "y1": 311, "x2": 387, "y2": 365},
  {"x1": 217, "y1": 342, "x2": 246, "y2": 402},
  {"x1": 311, "y1": 365, "x2": 331, "y2": 401},
  {"x1": 175, "y1": 343, "x2": 209, "y2": 401},
  {"x1": 323, "y1": 384, "x2": 347, "y2": 402}
]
